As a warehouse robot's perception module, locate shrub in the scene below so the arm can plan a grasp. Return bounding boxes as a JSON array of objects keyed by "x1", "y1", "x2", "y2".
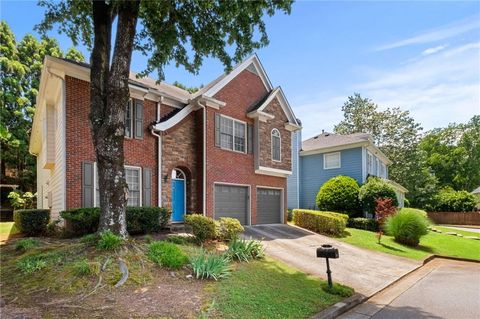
[
  {"x1": 13, "y1": 209, "x2": 50, "y2": 236},
  {"x1": 80, "y1": 233, "x2": 99, "y2": 246},
  {"x1": 316, "y1": 176, "x2": 361, "y2": 216},
  {"x1": 147, "y1": 241, "x2": 188, "y2": 269},
  {"x1": 320, "y1": 282, "x2": 354, "y2": 297},
  {"x1": 404, "y1": 198, "x2": 410, "y2": 208},
  {"x1": 429, "y1": 188, "x2": 476, "y2": 212},
  {"x1": 292, "y1": 209, "x2": 348, "y2": 236},
  {"x1": 226, "y1": 237, "x2": 264, "y2": 262},
  {"x1": 96, "y1": 230, "x2": 123, "y2": 250},
  {"x1": 166, "y1": 235, "x2": 195, "y2": 245},
  {"x1": 60, "y1": 208, "x2": 100, "y2": 237},
  {"x1": 217, "y1": 217, "x2": 244, "y2": 241},
  {"x1": 347, "y1": 218, "x2": 378, "y2": 232},
  {"x1": 400, "y1": 207, "x2": 428, "y2": 217},
  {"x1": 72, "y1": 259, "x2": 101, "y2": 276},
  {"x1": 375, "y1": 198, "x2": 397, "y2": 226},
  {"x1": 46, "y1": 219, "x2": 62, "y2": 237},
  {"x1": 384, "y1": 210, "x2": 430, "y2": 246},
  {"x1": 287, "y1": 209, "x2": 293, "y2": 222},
  {"x1": 8, "y1": 191, "x2": 36, "y2": 210},
  {"x1": 185, "y1": 214, "x2": 217, "y2": 243},
  {"x1": 17, "y1": 255, "x2": 47, "y2": 274},
  {"x1": 15, "y1": 238, "x2": 40, "y2": 251},
  {"x1": 190, "y1": 250, "x2": 231, "y2": 280},
  {"x1": 61, "y1": 207, "x2": 171, "y2": 237},
  {"x1": 359, "y1": 177, "x2": 398, "y2": 215},
  {"x1": 127, "y1": 207, "x2": 171, "y2": 234}
]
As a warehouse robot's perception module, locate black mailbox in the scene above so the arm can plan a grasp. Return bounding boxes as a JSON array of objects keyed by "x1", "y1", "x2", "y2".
[{"x1": 316, "y1": 244, "x2": 339, "y2": 259}]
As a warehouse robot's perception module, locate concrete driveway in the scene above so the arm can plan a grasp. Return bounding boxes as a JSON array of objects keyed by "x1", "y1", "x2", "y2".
[
  {"x1": 244, "y1": 224, "x2": 421, "y2": 296},
  {"x1": 339, "y1": 258, "x2": 480, "y2": 319}
]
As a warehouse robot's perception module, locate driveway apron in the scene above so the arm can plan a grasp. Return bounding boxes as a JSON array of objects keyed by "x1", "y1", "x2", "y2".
[{"x1": 243, "y1": 224, "x2": 421, "y2": 296}]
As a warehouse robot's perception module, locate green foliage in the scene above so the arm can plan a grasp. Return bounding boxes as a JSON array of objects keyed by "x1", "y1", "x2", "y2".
[
  {"x1": 61, "y1": 207, "x2": 171, "y2": 237},
  {"x1": 147, "y1": 241, "x2": 188, "y2": 270},
  {"x1": 8, "y1": 191, "x2": 36, "y2": 209},
  {"x1": 358, "y1": 177, "x2": 398, "y2": 215},
  {"x1": 172, "y1": 81, "x2": 201, "y2": 93},
  {"x1": 428, "y1": 188, "x2": 476, "y2": 212},
  {"x1": 404, "y1": 198, "x2": 410, "y2": 207},
  {"x1": 384, "y1": 210, "x2": 430, "y2": 246},
  {"x1": 165, "y1": 235, "x2": 195, "y2": 245},
  {"x1": 45, "y1": 219, "x2": 62, "y2": 237},
  {"x1": 320, "y1": 282, "x2": 355, "y2": 297},
  {"x1": 190, "y1": 250, "x2": 231, "y2": 281},
  {"x1": 17, "y1": 251, "x2": 64, "y2": 274},
  {"x1": 315, "y1": 176, "x2": 360, "y2": 216},
  {"x1": 292, "y1": 209, "x2": 348, "y2": 237},
  {"x1": 185, "y1": 214, "x2": 217, "y2": 243},
  {"x1": 217, "y1": 217, "x2": 244, "y2": 241},
  {"x1": 60, "y1": 208, "x2": 100, "y2": 237},
  {"x1": 72, "y1": 259, "x2": 101, "y2": 276},
  {"x1": 0, "y1": 21, "x2": 84, "y2": 190},
  {"x1": 80, "y1": 233, "x2": 99, "y2": 246},
  {"x1": 15, "y1": 238, "x2": 40, "y2": 251},
  {"x1": 226, "y1": 238, "x2": 264, "y2": 262},
  {"x1": 399, "y1": 208, "x2": 428, "y2": 217},
  {"x1": 96, "y1": 230, "x2": 123, "y2": 250},
  {"x1": 13, "y1": 209, "x2": 50, "y2": 236},
  {"x1": 287, "y1": 209, "x2": 293, "y2": 222},
  {"x1": 347, "y1": 218, "x2": 378, "y2": 232},
  {"x1": 126, "y1": 207, "x2": 171, "y2": 235}
]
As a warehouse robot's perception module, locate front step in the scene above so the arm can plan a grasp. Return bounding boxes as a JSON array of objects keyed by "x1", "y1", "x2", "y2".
[{"x1": 168, "y1": 223, "x2": 186, "y2": 233}]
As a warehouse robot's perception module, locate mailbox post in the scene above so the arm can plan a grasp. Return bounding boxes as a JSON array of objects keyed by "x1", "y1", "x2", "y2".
[{"x1": 316, "y1": 244, "x2": 339, "y2": 288}]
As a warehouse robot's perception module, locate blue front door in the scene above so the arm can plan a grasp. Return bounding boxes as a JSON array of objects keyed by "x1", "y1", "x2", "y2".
[{"x1": 172, "y1": 179, "x2": 185, "y2": 222}]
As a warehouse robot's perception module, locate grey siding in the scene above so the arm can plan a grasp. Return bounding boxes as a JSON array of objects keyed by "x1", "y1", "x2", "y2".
[
  {"x1": 287, "y1": 130, "x2": 301, "y2": 209},
  {"x1": 299, "y1": 147, "x2": 363, "y2": 209}
]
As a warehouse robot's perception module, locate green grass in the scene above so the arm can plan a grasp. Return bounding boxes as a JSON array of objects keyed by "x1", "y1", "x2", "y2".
[
  {"x1": 0, "y1": 222, "x2": 19, "y2": 236},
  {"x1": 209, "y1": 258, "x2": 345, "y2": 319},
  {"x1": 338, "y1": 227, "x2": 480, "y2": 261},
  {"x1": 435, "y1": 226, "x2": 480, "y2": 238}
]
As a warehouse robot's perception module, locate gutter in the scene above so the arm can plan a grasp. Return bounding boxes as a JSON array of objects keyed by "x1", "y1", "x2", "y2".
[
  {"x1": 196, "y1": 100, "x2": 207, "y2": 215},
  {"x1": 150, "y1": 97, "x2": 164, "y2": 207}
]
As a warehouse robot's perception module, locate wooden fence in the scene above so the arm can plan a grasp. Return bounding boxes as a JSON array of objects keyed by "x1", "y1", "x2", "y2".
[{"x1": 427, "y1": 212, "x2": 480, "y2": 226}]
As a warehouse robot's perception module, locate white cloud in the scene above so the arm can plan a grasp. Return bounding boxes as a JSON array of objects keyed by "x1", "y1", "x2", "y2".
[
  {"x1": 374, "y1": 15, "x2": 480, "y2": 51},
  {"x1": 422, "y1": 45, "x2": 448, "y2": 56}
]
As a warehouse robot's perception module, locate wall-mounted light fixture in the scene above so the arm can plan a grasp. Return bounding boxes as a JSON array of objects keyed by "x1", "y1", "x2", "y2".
[{"x1": 163, "y1": 175, "x2": 169, "y2": 183}]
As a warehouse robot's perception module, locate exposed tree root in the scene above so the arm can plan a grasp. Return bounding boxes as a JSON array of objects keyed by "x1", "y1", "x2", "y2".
[{"x1": 114, "y1": 258, "x2": 129, "y2": 288}]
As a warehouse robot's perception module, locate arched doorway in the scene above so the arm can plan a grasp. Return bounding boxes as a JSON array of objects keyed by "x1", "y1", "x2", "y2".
[{"x1": 171, "y1": 168, "x2": 186, "y2": 222}]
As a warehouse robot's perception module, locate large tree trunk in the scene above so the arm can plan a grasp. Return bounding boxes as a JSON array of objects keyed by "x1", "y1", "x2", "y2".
[{"x1": 90, "y1": 1, "x2": 139, "y2": 238}]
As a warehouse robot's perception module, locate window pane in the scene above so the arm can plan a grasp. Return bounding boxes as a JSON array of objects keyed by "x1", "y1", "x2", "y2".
[
  {"x1": 234, "y1": 122, "x2": 245, "y2": 152},
  {"x1": 220, "y1": 117, "x2": 233, "y2": 150},
  {"x1": 125, "y1": 100, "x2": 132, "y2": 138},
  {"x1": 272, "y1": 135, "x2": 280, "y2": 161},
  {"x1": 125, "y1": 168, "x2": 140, "y2": 206},
  {"x1": 325, "y1": 153, "x2": 340, "y2": 168}
]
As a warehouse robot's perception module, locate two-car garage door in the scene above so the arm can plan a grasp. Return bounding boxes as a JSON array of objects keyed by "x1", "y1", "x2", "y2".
[{"x1": 214, "y1": 184, "x2": 282, "y2": 225}]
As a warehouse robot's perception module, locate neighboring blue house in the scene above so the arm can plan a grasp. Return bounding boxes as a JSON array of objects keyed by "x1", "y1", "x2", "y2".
[{"x1": 288, "y1": 131, "x2": 408, "y2": 212}]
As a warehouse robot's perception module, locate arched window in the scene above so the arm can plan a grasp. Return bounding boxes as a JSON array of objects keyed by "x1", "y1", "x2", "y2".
[{"x1": 271, "y1": 129, "x2": 281, "y2": 161}]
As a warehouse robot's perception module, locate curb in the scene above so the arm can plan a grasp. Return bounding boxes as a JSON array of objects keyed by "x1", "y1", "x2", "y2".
[
  {"x1": 310, "y1": 293, "x2": 366, "y2": 319},
  {"x1": 424, "y1": 254, "x2": 480, "y2": 264}
]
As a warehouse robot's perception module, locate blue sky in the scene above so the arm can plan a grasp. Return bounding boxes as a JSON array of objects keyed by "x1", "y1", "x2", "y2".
[{"x1": 2, "y1": 1, "x2": 479, "y2": 138}]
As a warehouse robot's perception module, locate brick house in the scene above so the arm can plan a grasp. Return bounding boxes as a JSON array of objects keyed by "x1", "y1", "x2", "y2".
[{"x1": 29, "y1": 55, "x2": 301, "y2": 225}]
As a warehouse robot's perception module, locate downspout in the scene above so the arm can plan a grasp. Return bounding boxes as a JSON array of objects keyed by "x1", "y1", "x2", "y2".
[
  {"x1": 150, "y1": 97, "x2": 163, "y2": 207},
  {"x1": 197, "y1": 100, "x2": 207, "y2": 215}
]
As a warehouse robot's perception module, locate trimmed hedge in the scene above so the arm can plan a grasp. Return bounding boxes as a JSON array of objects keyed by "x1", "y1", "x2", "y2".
[
  {"x1": 316, "y1": 176, "x2": 360, "y2": 216},
  {"x1": 13, "y1": 209, "x2": 50, "y2": 236},
  {"x1": 292, "y1": 209, "x2": 348, "y2": 236},
  {"x1": 184, "y1": 214, "x2": 217, "y2": 243},
  {"x1": 428, "y1": 189, "x2": 476, "y2": 212},
  {"x1": 127, "y1": 207, "x2": 171, "y2": 235},
  {"x1": 347, "y1": 217, "x2": 378, "y2": 232},
  {"x1": 359, "y1": 177, "x2": 398, "y2": 215},
  {"x1": 60, "y1": 207, "x2": 171, "y2": 237}
]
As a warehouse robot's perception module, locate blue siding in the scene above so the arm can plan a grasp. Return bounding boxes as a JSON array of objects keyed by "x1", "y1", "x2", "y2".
[
  {"x1": 287, "y1": 130, "x2": 301, "y2": 209},
  {"x1": 299, "y1": 147, "x2": 363, "y2": 209}
]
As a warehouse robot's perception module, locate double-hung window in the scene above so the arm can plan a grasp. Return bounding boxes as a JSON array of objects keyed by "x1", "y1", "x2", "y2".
[
  {"x1": 271, "y1": 129, "x2": 281, "y2": 161},
  {"x1": 367, "y1": 152, "x2": 374, "y2": 175},
  {"x1": 324, "y1": 152, "x2": 341, "y2": 169},
  {"x1": 124, "y1": 99, "x2": 144, "y2": 139},
  {"x1": 125, "y1": 167, "x2": 141, "y2": 207},
  {"x1": 219, "y1": 115, "x2": 246, "y2": 153}
]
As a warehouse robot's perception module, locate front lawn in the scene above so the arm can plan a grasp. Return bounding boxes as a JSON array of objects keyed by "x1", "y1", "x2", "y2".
[
  {"x1": 208, "y1": 258, "x2": 344, "y2": 319},
  {"x1": 338, "y1": 227, "x2": 480, "y2": 261},
  {"x1": 1, "y1": 235, "x2": 347, "y2": 318}
]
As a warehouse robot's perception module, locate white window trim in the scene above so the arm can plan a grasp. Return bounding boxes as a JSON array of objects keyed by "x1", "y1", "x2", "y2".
[
  {"x1": 219, "y1": 114, "x2": 247, "y2": 154},
  {"x1": 93, "y1": 163, "x2": 142, "y2": 207},
  {"x1": 375, "y1": 158, "x2": 380, "y2": 177},
  {"x1": 367, "y1": 151, "x2": 374, "y2": 175},
  {"x1": 171, "y1": 168, "x2": 187, "y2": 220},
  {"x1": 323, "y1": 152, "x2": 341, "y2": 170},
  {"x1": 124, "y1": 99, "x2": 134, "y2": 139},
  {"x1": 271, "y1": 128, "x2": 281, "y2": 162}
]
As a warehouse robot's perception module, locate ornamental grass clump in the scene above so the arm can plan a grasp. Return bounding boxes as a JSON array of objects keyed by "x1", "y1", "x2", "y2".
[
  {"x1": 96, "y1": 230, "x2": 123, "y2": 250},
  {"x1": 226, "y1": 237, "x2": 264, "y2": 262},
  {"x1": 147, "y1": 241, "x2": 188, "y2": 270},
  {"x1": 384, "y1": 209, "x2": 430, "y2": 247},
  {"x1": 190, "y1": 250, "x2": 231, "y2": 280}
]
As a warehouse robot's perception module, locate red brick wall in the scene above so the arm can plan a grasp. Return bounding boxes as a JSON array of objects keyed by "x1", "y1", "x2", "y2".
[
  {"x1": 65, "y1": 76, "x2": 158, "y2": 209},
  {"x1": 205, "y1": 69, "x2": 289, "y2": 224}
]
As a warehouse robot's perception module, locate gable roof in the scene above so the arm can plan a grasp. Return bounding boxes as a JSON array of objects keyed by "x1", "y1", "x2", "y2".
[
  {"x1": 246, "y1": 87, "x2": 300, "y2": 126},
  {"x1": 472, "y1": 186, "x2": 480, "y2": 194},
  {"x1": 302, "y1": 132, "x2": 372, "y2": 152}
]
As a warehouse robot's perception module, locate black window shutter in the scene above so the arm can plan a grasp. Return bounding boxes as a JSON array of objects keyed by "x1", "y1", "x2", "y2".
[
  {"x1": 82, "y1": 161, "x2": 94, "y2": 208},
  {"x1": 143, "y1": 168, "x2": 152, "y2": 207},
  {"x1": 247, "y1": 124, "x2": 253, "y2": 154},
  {"x1": 134, "y1": 100, "x2": 144, "y2": 139},
  {"x1": 214, "y1": 113, "x2": 221, "y2": 147}
]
